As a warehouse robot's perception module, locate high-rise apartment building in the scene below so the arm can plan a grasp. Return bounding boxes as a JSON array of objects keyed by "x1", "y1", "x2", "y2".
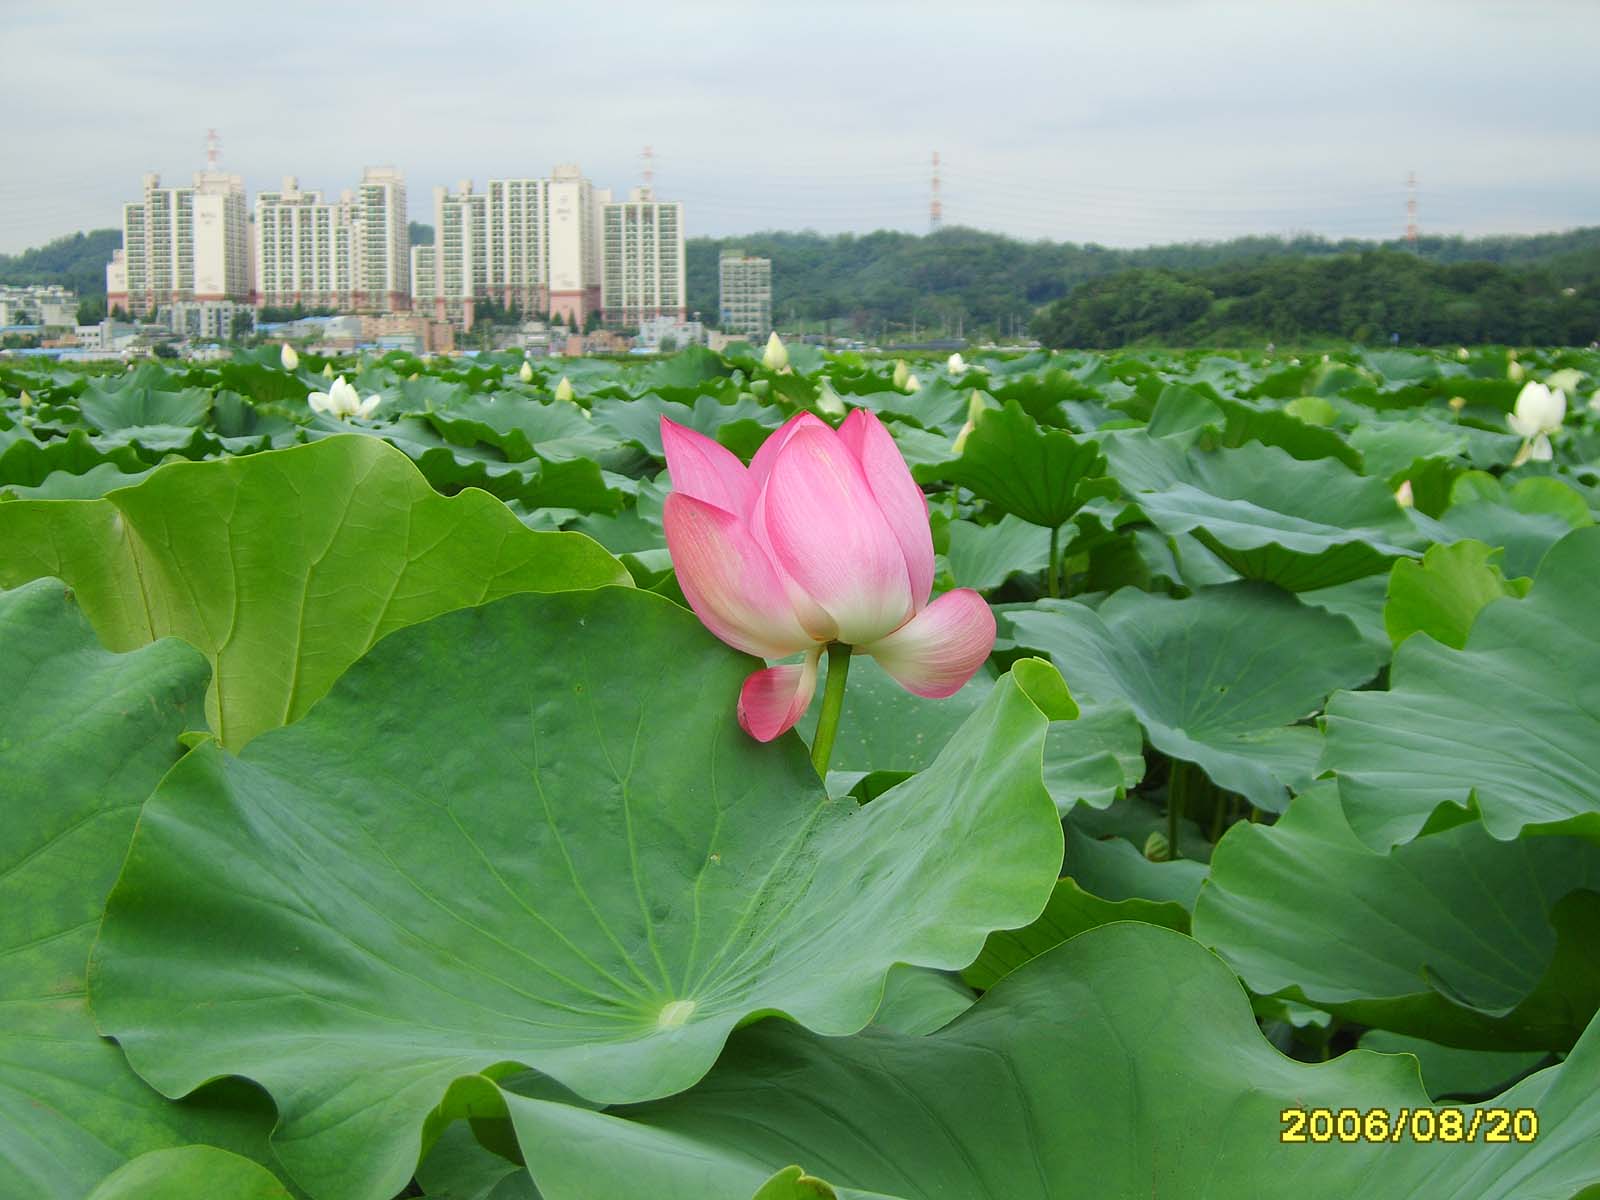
[
  {"x1": 547, "y1": 164, "x2": 609, "y2": 327},
  {"x1": 602, "y1": 189, "x2": 686, "y2": 326},
  {"x1": 410, "y1": 245, "x2": 437, "y2": 312},
  {"x1": 718, "y1": 249, "x2": 771, "y2": 336},
  {"x1": 353, "y1": 167, "x2": 410, "y2": 312},
  {"x1": 254, "y1": 177, "x2": 357, "y2": 310},
  {"x1": 107, "y1": 171, "x2": 250, "y2": 314}
]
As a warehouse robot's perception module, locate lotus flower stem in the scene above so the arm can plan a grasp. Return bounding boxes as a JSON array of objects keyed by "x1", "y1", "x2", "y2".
[
  {"x1": 809, "y1": 642, "x2": 854, "y2": 779},
  {"x1": 1167, "y1": 760, "x2": 1197, "y2": 860},
  {"x1": 1047, "y1": 524, "x2": 1062, "y2": 598}
]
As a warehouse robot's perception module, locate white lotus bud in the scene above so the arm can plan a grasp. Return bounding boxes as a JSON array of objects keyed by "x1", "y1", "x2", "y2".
[
  {"x1": 893, "y1": 359, "x2": 910, "y2": 390},
  {"x1": 554, "y1": 376, "x2": 575, "y2": 403},
  {"x1": 947, "y1": 352, "x2": 966, "y2": 375},
  {"x1": 280, "y1": 342, "x2": 299, "y2": 370},
  {"x1": 1394, "y1": 480, "x2": 1414, "y2": 508},
  {"x1": 323, "y1": 362, "x2": 335, "y2": 379},
  {"x1": 762, "y1": 331, "x2": 789, "y2": 372},
  {"x1": 519, "y1": 359, "x2": 534, "y2": 383}
]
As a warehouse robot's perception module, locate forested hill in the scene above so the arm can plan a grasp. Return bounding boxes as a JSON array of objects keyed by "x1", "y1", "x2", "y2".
[
  {"x1": 683, "y1": 226, "x2": 1600, "y2": 336},
  {"x1": 0, "y1": 230, "x2": 120, "y2": 298}
]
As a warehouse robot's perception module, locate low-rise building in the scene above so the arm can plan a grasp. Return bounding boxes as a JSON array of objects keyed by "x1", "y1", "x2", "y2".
[
  {"x1": 0, "y1": 285, "x2": 79, "y2": 327},
  {"x1": 635, "y1": 313, "x2": 705, "y2": 350}
]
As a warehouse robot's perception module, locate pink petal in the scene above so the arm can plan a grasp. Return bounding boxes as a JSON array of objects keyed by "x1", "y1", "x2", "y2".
[
  {"x1": 758, "y1": 424, "x2": 914, "y2": 645},
  {"x1": 737, "y1": 647, "x2": 822, "y2": 742},
  {"x1": 662, "y1": 493, "x2": 817, "y2": 659},
  {"x1": 837, "y1": 409, "x2": 935, "y2": 609},
  {"x1": 661, "y1": 416, "x2": 752, "y2": 514},
  {"x1": 860, "y1": 589, "x2": 996, "y2": 698},
  {"x1": 748, "y1": 411, "x2": 831, "y2": 492}
]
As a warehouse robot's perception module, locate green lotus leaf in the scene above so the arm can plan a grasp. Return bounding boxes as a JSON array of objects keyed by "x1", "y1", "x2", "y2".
[
  {"x1": 77, "y1": 382, "x2": 211, "y2": 433},
  {"x1": 0, "y1": 435, "x2": 629, "y2": 748},
  {"x1": 1194, "y1": 785, "x2": 1600, "y2": 1050},
  {"x1": 962, "y1": 876, "x2": 1188, "y2": 990},
  {"x1": 502, "y1": 922, "x2": 1600, "y2": 1200},
  {"x1": 590, "y1": 392, "x2": 780, "y2": 459},
  {"x1": 913, "y1": 400, "x2": 1109, "y2": 529},
  {"x1": 415, "y1": 1123, "x2": 536, "y2": 1200},
  {"x1": 90, "y1": 588, "x2": 1063, "y2": 1200},
  {"x1": 870, "y1": 965, "x2": 975, "y2": 1035},
  {"x1": 1010, "y1": 583, "x2": 1382, "y2": 810},
  {"x1": 0, "y1": 580, "x2": 282, "y2": 1199},
  {"x1": 1104, "y1": 435, "x2": 1419, "y2": 591},
  {"x1": 944, "y1": 514, "x2": 1052, "y2": 591},
  {"x1": 1041, "y1": 700, "x2": 1146, "y2": 812},
  {"x1": 1384, "y1": 539, "x2": 1530, "y2": 649},
  {"x1": 1325, "y1": 525, "x2": 1600, "y2": 848},
  {"x1": 1419, "y1": 472, "x2": 1594, "y2": 578},
  {"x1": 85, "y1": 1147, "x2": 295, "y2": 1200},
  {"x1": 1356, "y1": 1032, "x2": 1546, "y2": 1102},
  {"x1": 425, "y1": 395, "x2": 617, "y2": 463}
]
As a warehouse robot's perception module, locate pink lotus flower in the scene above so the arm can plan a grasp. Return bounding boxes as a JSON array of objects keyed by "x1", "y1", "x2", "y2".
[{"x1": 662, "y1": 410, "x2": 996, "y2": 742}]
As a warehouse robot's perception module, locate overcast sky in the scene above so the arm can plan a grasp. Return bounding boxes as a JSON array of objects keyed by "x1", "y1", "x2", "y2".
[{"x1": 2, "y1": 0, "x2": 1597, "y2": 255}]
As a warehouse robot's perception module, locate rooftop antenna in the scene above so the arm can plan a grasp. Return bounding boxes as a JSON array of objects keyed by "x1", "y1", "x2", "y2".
[
  {"x1": 641, "y1": 145, "x2": 656, "y2": 200},
  {"x1": 930, "y1": 150, "x2": 942, "y2": 233},
  {"x1": 1406, "y1": 170, "x2": 1418, "y2": 252},
  {"x1": 205, "y1": 128, "x2": 221, "y2": 170}
]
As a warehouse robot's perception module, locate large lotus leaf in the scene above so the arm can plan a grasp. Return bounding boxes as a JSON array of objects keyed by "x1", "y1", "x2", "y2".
[
  {"x1": 1357, "y1": 1032, "x2": 1547, "y2": 1102},
  {"x1": 0, "y1": 580, "x2": 282, "y2": 1199},
  {"x1": 425, "y1": 395, "x2": 616, "y2": 463},
  {"x1": 591, "y1": 392, "x2": 780, "y2": 459},
  {"x1": 913, "y1": 400, "x2": 1109, "y2": 528},
  {"x1": 1325, "y1": 525, "x2": 1600, "y2": 849},
  {"x1": 501, "y1": 922, "x2": 1600, "y2": 1200},
  {"x1": 1010, "y1": 583, "x2": 1382, "y2": 810},
  {"x1": 1041, "y1": 700, "x2": 1146, "y2": 813},
  {"x1": 415, "y1": 1124, "x2": 537, "y2": 1200},
  {"x1": 1194, "y1": 785, "x2": 1600, "y2": 1050},
  {"x1": 89, "y1": 588, "x2": 1065, "y2": 1200},
  {"x1": 944, "y1": 514, "x2": 1052, "y2": 591},
  {"x1": 85, "y1": 1147, "x2": 295, "y2": 1200},
  {"x1": 1104, "y1": 435, "x2": 1419, "y2": 591},
  {"x1": 76, "y1": 382, "x2": 211, "y2": 432},
  {"x1": 1383, "y1": 539, "x2": 1530, "y2": 649},
  {"x1": 0, "y1": 435, "x2": 629, "y2": 748},
  {"x1": 1418, "y1": 472, "x2": 1594, "y2": 578}
]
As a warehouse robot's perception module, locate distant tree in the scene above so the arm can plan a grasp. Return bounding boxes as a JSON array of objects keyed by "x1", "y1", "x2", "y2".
[
  {"x1": 77, "y1": 296, "x2": 107, "y2": 324},
  {"x1": 152, "y1": 341, "x2": 179, "y2": 358},
  {"x1": 658, "y1": 334, "x2": 678, "y2": 353}
]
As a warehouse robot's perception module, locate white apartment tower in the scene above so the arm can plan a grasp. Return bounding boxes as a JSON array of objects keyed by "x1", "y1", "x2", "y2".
[
  {"x1": 547, "y1": 164, "x2": 608, "y2": 326},
  {"x1": 353, "y1": 167, "x2": 410, "y2": 312},
  {"x1": 254, "y1": 177, "x2": 357, "y2": 310},
  {"x1": 107, "y1": 171, "x2": 250, "y2": 314},
  {"x1": 602, "y1": 189, "x2": 686, "y2": 326},
  {"x1": 410, "y1": 245, "x2": 437, "y2": 312},
  {"x1": 718, "y1": 249, "x2": 772, "y2": 336}
]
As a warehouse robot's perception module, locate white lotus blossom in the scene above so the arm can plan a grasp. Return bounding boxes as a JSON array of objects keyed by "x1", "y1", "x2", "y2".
[
  {"x1": 308, "y1": 376, "x2": 380, "y2": 420},
  {"x1": 519, "y1": 359, "x2": 534, "y2": 383},
  {"x1": 1448, "y1": 395, "x2": 1467, "y2": 411},
  {"x1": 763, "y1": 331, "x2": 789, "y2": 372},
  {"x1": 947, "y1": 352, "x2": 967, "y2": 375},
  {"x1": 1507, "y1": 380, "x2": 1564, "y2": 465},
  {"x1": 280, "y1": 343, "x2": 299, "y2": 370},
  {"x1": 1457, "y1": 347, "x2": 1470, "y2": 360}
]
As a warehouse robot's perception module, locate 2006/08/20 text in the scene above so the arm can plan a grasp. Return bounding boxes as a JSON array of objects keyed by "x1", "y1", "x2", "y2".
[{"x1": 1280, "y1": 1107, "x2": 1538, "y2": 1144}]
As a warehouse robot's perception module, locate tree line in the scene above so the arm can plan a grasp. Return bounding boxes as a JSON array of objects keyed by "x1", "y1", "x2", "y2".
[{"x1": 1030, "y1": 249, "x2": 1600, "y2": 348}]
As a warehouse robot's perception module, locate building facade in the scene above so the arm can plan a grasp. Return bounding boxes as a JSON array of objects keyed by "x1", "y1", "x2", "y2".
[
  {"x1": 601, "y1": 189, "x2": 686, "y2": 327},
  {"x1": 254, "y1": 177, "x2": 357, "y2": 310},
  {"x1": 718, "y1": 249, "x2": 771, "y2": 336},
  {"x1": 353, "y1": 167, "x2": 410, "y2": 312},
  {"x1": 0, "y1": 285, "x2": 79, "y2": 327},
  {"x1": 107, "y1": 171, "x2": 250, "y2": 314}
]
